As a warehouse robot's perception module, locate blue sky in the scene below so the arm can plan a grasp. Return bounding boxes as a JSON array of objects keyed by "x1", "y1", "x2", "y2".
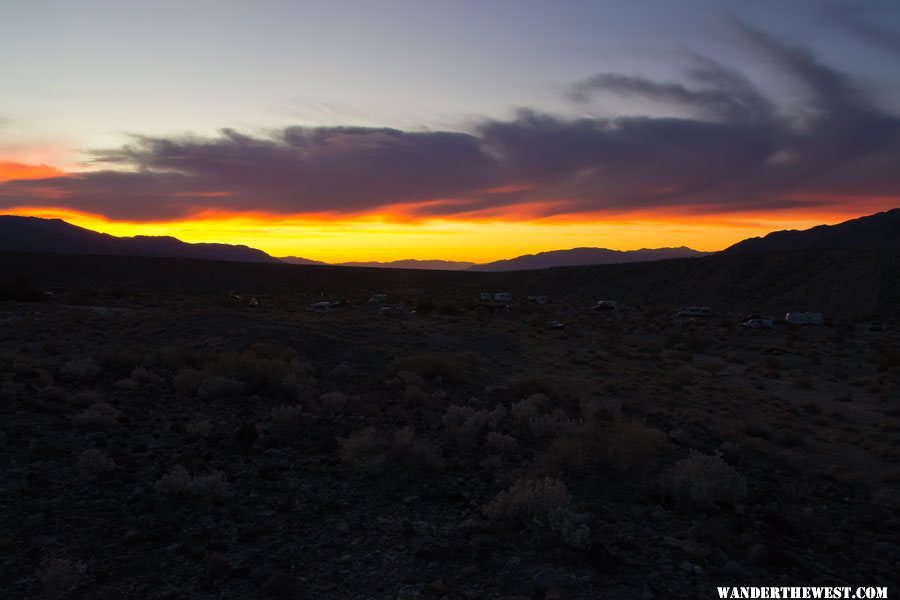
[{"x1": 3, "y1": 0, "x2": 898, "y2": 159}]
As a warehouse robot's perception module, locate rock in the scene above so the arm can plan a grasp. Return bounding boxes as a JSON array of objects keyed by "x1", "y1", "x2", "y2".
[
  {"x1": 233, "y1": 422, "x2": 258, "y2": 449},
  {"x1": 691, "y1": 518, "x2": 733, "y2": 549},
  {"x1": 262, "y1": 570, "x2": 294, "y2": 599},
  {"x1": 746, "y1": 544, "x2": 769, "y2": 566},
  {"x1": 427, "y1": 579, "x2": 449, "y2": 597},
  {"x1": 723, "y1": 561, "x2": 741, "y2": 575},
  {"x1": 533, "y1": 570, "x2": 557, "y2": 599}
]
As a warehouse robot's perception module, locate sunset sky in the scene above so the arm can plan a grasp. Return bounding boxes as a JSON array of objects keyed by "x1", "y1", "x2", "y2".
[{"x1": 2, "y1": 0, "x2": 899, "y2": 262}]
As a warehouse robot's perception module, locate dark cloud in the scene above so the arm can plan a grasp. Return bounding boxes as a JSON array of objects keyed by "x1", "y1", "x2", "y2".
[{"x1": 1, "y1": 21, "x2": 899, "y2": 221}]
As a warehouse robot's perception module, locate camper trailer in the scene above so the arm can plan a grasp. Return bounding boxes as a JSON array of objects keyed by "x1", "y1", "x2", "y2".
[
  {"x1": 593, "y1": 300, "x2": 617, "y2": 310},
  {"x1": 677, "y1": 306, "x2": 711, "y2": 318},
  {"x1": 493, "y1": 292, "x2": 512, "y2": 302},
  {"x1": 785, "y1": 312, "x2": 824, "y2": 325},
  {"x1": 479, "y1": 292, "x2": 493, "y2": 301}
]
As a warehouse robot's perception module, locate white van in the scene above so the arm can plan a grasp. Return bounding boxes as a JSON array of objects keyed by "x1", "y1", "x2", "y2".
[
  {"x1": 677, "y1": 306, "x2": 711, "y2": 318},
  {"x1": 785, "y1": 312, "x2": 824, "y2": 325}
]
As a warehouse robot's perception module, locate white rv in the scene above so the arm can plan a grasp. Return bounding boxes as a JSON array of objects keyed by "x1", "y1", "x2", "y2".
[
  {"x1": 493, "y1": 292, "x2": 512, "y2": 302},
  {"x1": 785, "y1": 312, "x2": 824, "y2": 325},
  {"x1": 479, "y1": 292, "x2": 493, "y2": 301},
  {"x1": 311, "y1": 301, "x2": 331, "y2": 313},
  {"x1": 593, "y1": 300, "x2": 617, "y2": 310}
]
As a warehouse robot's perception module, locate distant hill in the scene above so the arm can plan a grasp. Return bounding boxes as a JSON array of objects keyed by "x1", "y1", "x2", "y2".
[
  {"x1": 468, "y1": 246, "x2": 708, "y2": 272},
  {"x1": 723, "y1": 208, "x2": 900, "y2": 255},
  {"x1": 337, "y1": 259, "x2": 475, "y2": 270},
  {"x1": 279, "y1": 256, "x2": 329, "y2": 266},
  {"x1": 0, "y1": 216, "x2": 278, "y2": 263}
]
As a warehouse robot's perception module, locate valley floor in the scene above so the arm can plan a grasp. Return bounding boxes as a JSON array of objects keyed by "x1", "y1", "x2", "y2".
[{"x1": 1, "y1": 289, "x2": 898, "y2": 599}]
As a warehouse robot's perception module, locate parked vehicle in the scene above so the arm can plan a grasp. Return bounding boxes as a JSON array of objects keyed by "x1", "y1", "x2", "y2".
[
  {"x1": 742, "y1": 317, "x2": 773, "y2": 329},
  {"x1": 677, "y1": 306, "x2": 711, "y2": 318},
  {"x1": 593, "y1": 300, "x2": 617, "y2": 310},
  {"x1": 785, "y1": 312, "x2": 824, "y2": 325}
]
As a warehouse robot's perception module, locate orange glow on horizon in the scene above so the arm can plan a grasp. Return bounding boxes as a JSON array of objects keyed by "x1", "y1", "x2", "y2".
[{"x1": 3, "y1": 204, "x2": 891, "y2": 264}]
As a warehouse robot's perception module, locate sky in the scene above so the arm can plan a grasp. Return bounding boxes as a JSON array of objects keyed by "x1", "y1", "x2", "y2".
[{"x1": 1, "y1": 0, "x2": 899, "y2": 262}]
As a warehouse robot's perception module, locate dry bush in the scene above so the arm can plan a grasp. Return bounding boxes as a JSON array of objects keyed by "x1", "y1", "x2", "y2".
[
  {"x1": 331, "y1": 363, "x2": 356, "y2": 378},
  {"x1": 154, "y1": 465, "x2": 230, "y2": 501},
  {"x1": 197, "y1": 376, "x2": 244, "y2": 401},
  {"x1": 39, "y1": 557, "x2": 85, "y2": 600},
  {"x1": 511, "y1": 393, "x2": 546, "y2": 424},
  {"x1": 320, "y1": 391, "x2": 347, "y2": 412},
  {"x1": 442, "y1": 404, "x2": 505, "y2": 448},
  {"x1": 72, "y1": 402, "x2": 119, "y2": 429},
  {"x1": 486, "y1": 431, "x2": 518, "y2": 454},
  {"x1": 338, "y1": 426, "x2": 442, "y2": 475},
  {"x1": 483, "y1": 477, "x2": 590, "y2": 548},
  {"x1": 60, "y1": 357, "x2": 100, "y2": 382},
  {"x1": 77, "y1": 449, "x2": 116, "y2": 478},
  {"x1": 403, "y1": 385, "x2": 430, "y2": 406},
  {"x1": 39, "y1": 385, "x2": 68, "y2": 404},
  {"x1": 131, "y1": 366, "x2": 164, "y2": 386},
  {"x1": 69, "y1": 390, "x2": 104, "y2": 408},
  {"x1": 270, "y1": 404, "x2": 303, "y2": 424},
  {"x1": 662, "y1": 450, "x2": 747, "y2": 508},
  {"x1": 0, "y1": 381, "x2": 23, "y2": 402},
  {"x1": 175, "y1": 368, "x2": 204, "y2": 398},
  {"x1": 186, "y1": 418, "x2": 213, "y2": 436},
  {"x1": 389, "y1": 353, "x2": 470, "y2": 383},
  {"x1": 605, "y1": 415, "x2": 667, "y2": 471}
]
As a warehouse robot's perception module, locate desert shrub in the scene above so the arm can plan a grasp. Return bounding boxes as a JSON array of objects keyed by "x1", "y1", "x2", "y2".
[
  {"x1": 483, "y1": 477, "x2": 590, "y2": 548},
  {"x1": 320, "y1": 391, "x2": 347, "y2": 411},
  {"x1": 403, "y1": 385, "x2": 430, "y2": 406},
  {"x1": 77, "y1": 449, "x2": 116, "y2": 478},
  {"x1": 39, "y1": 557, "x2": 84, "y2": 599},
  {"x1": 197, "y1": 376, "x2": 244, "y2": 401},
  {"x1": 270, "y1": 404, "x2": 303, "y2": 424},
  {"x1": 442, "y1": 404, "x2": 492, "y2": 448},
  {"x1": 662, "y1": 450, "x2": 747, "y2": 508},
  {"x1": 486, "y1": 431, "x2": 518, "y2": 454},
  {"x1": 511, "y1": 393, "x2": 545, "y2": 424},
  {"x1": 338, "y1": 426, "x2": 442, "y2": 475},
  {"x1": 507, "y1": 377, "x2": 555, "y2": 399},
  {"x1": 98, "y1": 347, "x2": 145, "y2": 378},
  {"x1": 175, "y1": 368, "x2": 204, "y2": 398},
  {"x1": 273, "y1": 373, "x2": 310, "y2": 404},
  {"x1": 60, "y1": 357, "x2": 100, "y2": 382},
  {"x1": 527, "y1": 409, "x2": 577, "y2": 439},
  {"x1": 72, "y1": 402, "x2": 118, "y2": 429},
  {"x1": 0, "y1": 381, "x2": 23, "y2": 402},
  {"x1": 154, "y1": 465, "x2": 230, "y2": 500},
  {"x1": 186, "y1": 418, "x2": 213, "y2": 436},
  {"x1": 388, "y1": 353, "x2": 470, "y2": 383},
  {"x1": 331, "y1": 363, "x2": 356, "y2": 378},
  {"x1": 605, "y1": 415, "x2": 667, "y2": 471},
  {"x1": 39, "y1": 385, "x2": 68, "y2": 404},
  {"x1": 131, "y1": 366, "x2": 164, "y2": 386},
  {"x1": 69, "y1": 390, "x2": 104, "y2": 407}
]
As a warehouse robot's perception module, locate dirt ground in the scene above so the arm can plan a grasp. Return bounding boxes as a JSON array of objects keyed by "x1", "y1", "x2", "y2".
[{"x1": 1, "y1": 283, "x2": 898, "y2": 599}]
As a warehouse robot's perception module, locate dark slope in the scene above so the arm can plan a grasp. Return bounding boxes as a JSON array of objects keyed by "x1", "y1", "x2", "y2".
[
  {"x1": 468, "y1": 246, "x2": 708, "y2": 271},
  {"x1": 723, "y1": 208, "x2": 900, "y2": 255},
  {"x1": 0, "y1": 216, "x2": 278, "y2": 263}
]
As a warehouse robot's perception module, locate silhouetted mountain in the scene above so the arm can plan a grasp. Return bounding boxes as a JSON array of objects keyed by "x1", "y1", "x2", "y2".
[
  {"x1": 467, "y1": 246, "x2": 708, "y2": 271},
  {"x1": 337, "y1": 259, "x2": 475, "y2": 270},
  {"x1": 279, "y1": 256, "x2": 329, "y2": 266},
  {"x1": 723, "y1": 208, "x2": 900, "y2": 255},
  {"x1": 0, "y1": 216, "x2": 278, "y2": 263}
]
